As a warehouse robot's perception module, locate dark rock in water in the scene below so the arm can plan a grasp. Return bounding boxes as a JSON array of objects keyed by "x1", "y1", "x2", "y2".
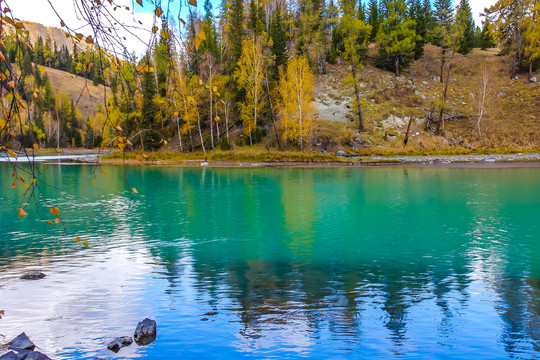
[
  {"x1": 15, "y1": 349, "x2": 33, "y2": 359},
  {"x1": 203, "y1": 311, "x2": 218, "y2": 316},
  {"x1": 107, "y1": 336, "x2": 133, "y2": 353},
  {"x1": 8, "y1": 333, "x2": 35, "y2": 351},
  {"x1": 200, "y1": 318, "x2": 209, "y2": 321},
  {"x1": 335, "y1": 150, "x2": 347, "y2": 158},
  {"x1": 0, "y1": 351, "x2": 18, "y2": 360},
  {"x1": 24, "y1": 352, "x2": 51, "y2": 360},
  {"x1": 134, "y1": 318, "x2": 157, "y2": 346},
  {"x1": 20, "y1": 271, "x2": 46, "y2": 280}
]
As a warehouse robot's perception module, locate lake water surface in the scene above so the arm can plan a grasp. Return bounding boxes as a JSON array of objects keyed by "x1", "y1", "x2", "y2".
[{"x1": 0, "y1": 164, "x2": 539, "y2": 359}]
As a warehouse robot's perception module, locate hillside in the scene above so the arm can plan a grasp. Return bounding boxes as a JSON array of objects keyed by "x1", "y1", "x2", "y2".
[
  {"x1": 43, "y1": 66, "x2": 110, "y2": 120},
  {"x1": 8, "y1": 21, "x2": 91, "y2": 54},
  {"x1": 308, "y1": 44, "x2": 540, "y2": 153}
]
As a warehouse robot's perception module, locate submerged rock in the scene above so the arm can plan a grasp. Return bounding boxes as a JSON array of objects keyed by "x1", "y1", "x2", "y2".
[
  {"x1": 20, "y1": 272, "x2": 45, "y2": 280},
  {"x1": 107, "y1": 336, "x2": 133, "y2": 353},
  {"x1": 8, "y1": 333, "x2": 35, "y2": 351},
  {"x1": 24, "y1": 352, "x2": 51, "y2": 360},
  {"x1": 134, "y1": 318, "x2": 157, "y2": 346},
  {"x1": 15, "y1": 349, "x2": 33, "y2": 359},
  {"x1": 0, "y1": 352, "x2": 18, "y2": 360}
]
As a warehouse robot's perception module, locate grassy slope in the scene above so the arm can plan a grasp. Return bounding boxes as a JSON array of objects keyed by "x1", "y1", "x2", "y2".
[
  {"x1": 311, "y1": 44, "x2": 540, "y2": 154},
  {"x1": 43, "y1": 66, "x2": 110, "y2": 120}
]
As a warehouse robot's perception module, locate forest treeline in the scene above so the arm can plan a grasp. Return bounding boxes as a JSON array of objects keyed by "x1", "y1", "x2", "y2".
[{"x1": 0, "y1": 0, "x2": 538, "y2": 152}]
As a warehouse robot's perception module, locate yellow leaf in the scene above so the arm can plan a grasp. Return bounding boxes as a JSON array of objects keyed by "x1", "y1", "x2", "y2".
[
  {"x1": 179, "y1": 18, "x2": 186, "y2": 25},
  {"x1": 189, "y1": 0, "x2": 197, "y2": 6},
  {"x1": 161, "y1": 29, "x2": 170, "y2": 40},
  {"x1": 18, "y1": 208, "x2": 28, "y2": 217},
  {"x1": 33, "y1": 92, "x2": 38, "y2": 99},
  {"x1": 54, "y1": 217, "x2": 60, "y2": 224},
  {"x1": 88, "y1": 62, "x2": 93, "y2": 72},
  {"x1": 76, "y1": 33, "x2": 83, "y2": 40},
  {"x1": 50, "y1": 206, "x2": 61, "y2": 216},
  {"x1": 152, "y1": 26, "x2": 158, "y2": 34},
  {"x1": 85, "y1": 35, "x2": 93, "y2": 44},
  {"x1": 24, "y1": 184, "x2": 30, "y2": 189},
  {"x1": 19, "y1": 176, "x2": 25, "y2": 182},
  {"x1": 136, "y1": 154, "x2": 143, "y2": 162},
  {"x1": 47, "y1": 220, "x2": 54, "y2": 226},
  {"x1": 92, "y1": 179, "x2": 96, "y2": 184},
  {"x1": 33, "y1": 143, "x2": 39, "y2": 149},
  {"x1": 163, "y1": 140, "x2": 168, "y2": 145},
  {"x1": 136, "y1": 0, "x2": 142, "y2": 5},
  {"x1": 118, "y1": 137, "x2": 124, "y2": 143},
  {"x1": 116, "y1": 125, "x2": 123, "y2": 131},
  {"x1": 83, "y1": 240, "x2": 89, "y2": 248},
  {"x1": 10, "y1": 131, "x2": 16, "y2": 138},
  {"x1": 187, "y1": 44, "x2": 193, "y2": 52},
  {"x1": 8, "y1": 81, "x2": 15, "y2": 89},
  {"x1": 11, "y1": 181, "x2": 16, "y2": 188},
  {"x1": 126, "y1": 139, "x2": 133, "y2": 146},
  {"x1": 8, "y1": 149, "x2": 17, "y2": 158},
  {"x1": 75, "y1": 236, "x2": 80, "y2": 242},
  {"x1": 118, "y1": 143, "x2": 125, "y2": 150},
  {"x1": 0, "y1": 73, "x2": 7, "y2": 81},
  {"x1": 0, "y1": 52, "x2": 5, "y2": 62},
  {"x1": 132, "y1": 187, "x2": 138, "y2": 194},
  {"x1": 197, "y1": 30, "x2": 207, "y2": 41},
  {"x1": 0, "y1": 40, "x2": 5, "y2": 49},
  {"x1": 155, "y1": 6, "x2": 163, "y2": 17}
]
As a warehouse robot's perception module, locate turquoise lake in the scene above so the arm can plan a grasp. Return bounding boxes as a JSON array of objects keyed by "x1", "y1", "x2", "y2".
[{"x1": 0, "y1": 163, "x2": 539, "y2": 359}]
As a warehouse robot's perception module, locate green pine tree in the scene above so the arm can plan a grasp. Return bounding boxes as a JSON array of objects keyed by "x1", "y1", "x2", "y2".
[
  {"x1": 479, "y1": 21, "x2": 495, "y2": 50},
  {"x1": 367, "y1": 0, "x2": 380, "y2": 41},
  {"x1": 433, "y1": 0, "x2": 453, "y2": 47},
  {"x1": 228, "y1": 0, "x2": 245, "y2": 72},
  {"x1": 375, "y1": 0, "x2": 418, "y2": 76},
  {"x1": 358, "y1": 0, "x2": 366, "y2": 22},
  {"x1": 455, "y1": 0, "x2": 475, "y2": 54},
  {"x1": 202, "y1": 0, "x2": 220, "y2": 59},
  {"x1": 409, "y1": 0, "x2": 426, "y2": 59},
  {"x1": 270, "y1": 9, "x2": 288, "y2": 80},
  {"x1": 140, "y1": 55, "x2": 159, "y2": 149}
]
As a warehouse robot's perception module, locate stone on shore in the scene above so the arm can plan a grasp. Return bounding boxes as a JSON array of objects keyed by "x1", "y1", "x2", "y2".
[
  {"x1": 8, "y1": 333, "x2": 35, "y2": 351},
  {"x1": 335, "y1": 150, "x2": 347, "y2": 158},
  {"x1": 20, "y1": 271, "x2": 46, "y2": 280},
  {"x1": 134, "y1": 318, "x2": 157, "y2": 346}
]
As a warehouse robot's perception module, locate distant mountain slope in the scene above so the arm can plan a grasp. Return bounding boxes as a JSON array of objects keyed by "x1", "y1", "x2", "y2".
[
  {"x1": 9, "y1": 21, "x2": 91, "y2": 54},
  {"x1": 43, "y1": 65, "x2": 110, "y2": 119}
]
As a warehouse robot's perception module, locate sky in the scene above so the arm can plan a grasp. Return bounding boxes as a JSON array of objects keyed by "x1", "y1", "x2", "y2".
[{"x1": 8, "y1": 0, "x2": 498, "y2": 56}]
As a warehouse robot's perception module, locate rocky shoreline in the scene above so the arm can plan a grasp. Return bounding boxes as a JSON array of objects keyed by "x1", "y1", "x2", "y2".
[
  {"x1": 93, "y1": 152, "x2": 540, "y2": 168},
  {"x1": 343, "y1": 152, "x2": 540, "y2": 166}
]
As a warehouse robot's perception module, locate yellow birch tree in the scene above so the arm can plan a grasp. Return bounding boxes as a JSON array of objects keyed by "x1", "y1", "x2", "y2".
[
  {"x1": 277, "y1": 55, "x2": 314, "y2": 151},
  {"x1": 234, "y1": 36, "x2": 265, "y2": 145}
]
